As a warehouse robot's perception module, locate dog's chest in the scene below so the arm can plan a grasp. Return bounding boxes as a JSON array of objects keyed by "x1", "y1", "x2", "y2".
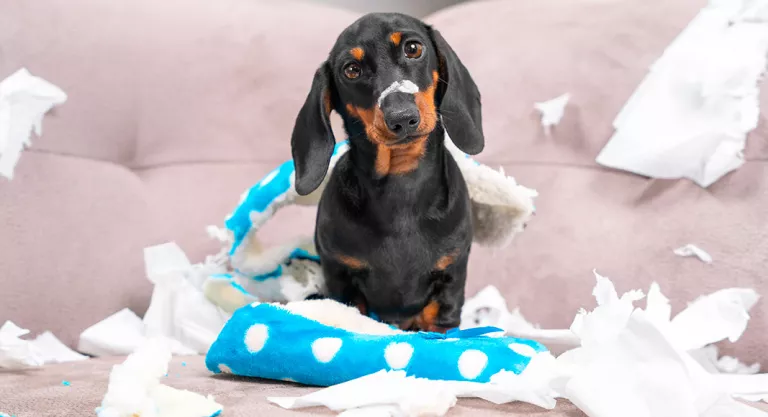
[{"x1": 318, "y1": 183, "x2": 469, "y2": 272}]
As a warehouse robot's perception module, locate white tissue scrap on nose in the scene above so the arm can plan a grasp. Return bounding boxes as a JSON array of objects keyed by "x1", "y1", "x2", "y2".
[{"x1": 377, "y1": 80, "x2": 419, "y2": 106}]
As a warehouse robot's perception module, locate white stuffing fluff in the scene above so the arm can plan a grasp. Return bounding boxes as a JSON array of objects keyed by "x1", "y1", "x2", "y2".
[
  {"x1": 280, "y1": 299, "x2": 403, "y2": 336},
  {"x1": 444, "y1": 134, "x2": 537, "y2": 247},
  {"x1": 96, "y1": 339, "x2": 222, "y2": 417}
]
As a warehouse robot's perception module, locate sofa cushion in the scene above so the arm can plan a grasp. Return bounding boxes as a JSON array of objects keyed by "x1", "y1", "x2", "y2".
[
  {"x1": 1, "y1": 0, "x2": 766, "y2": 370},
  {"x1": 0, "y1": 0, "x2": 359, "y2": 347}
]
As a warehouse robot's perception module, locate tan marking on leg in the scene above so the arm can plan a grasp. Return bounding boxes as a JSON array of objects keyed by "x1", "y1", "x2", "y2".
[
  {"x1": 338, "y1": 254, "x2": 366, "y2": 269},
  {"x1": 356, "y1": 300, "x2": 368, "y2": 316}
]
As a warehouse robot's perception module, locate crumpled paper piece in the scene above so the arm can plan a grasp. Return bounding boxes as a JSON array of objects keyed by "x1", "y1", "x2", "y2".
[
  {"x1": 275, "y1": 272, "x2": 768, "y2": 416},
  {"x1": 269, "y1": 351, "x2": 560, "y2": 417},
  {"x1": 30, "y1": 331, "x2": 89, "y2": 364},
  {"x1": 95, "y1": 338, "x2": 222, "y2": 417},
  {"x1": 690, "y1": 345, "x2": 761, "y2": 375},
  {"x1": 559, "y1": 271, "x2": 767, "y2": 417},
  {"x1": 689, "y1": 346, "x2": 767, "y2": 402},
  {"x1": 0, "y1": 321, "x2": 86, "y2": 369},
  {"x1": 460, "y1": 285, "x2": 580, "y2": 350},
  {"x1": 0, "y1": 321, "x2": 45, "y2": 369},
  {"x1": 596, "y1": 0, "x2": 768, "y2": 187},
  {"x1": 79, "y1": 308, "x2": 196, "y2": 357},
  {"x1": 0, "y1": 68, "x2": 67, "y2": 179},
  {"x1": 534, "y1": 93, "x2": 570, "y2": 134},
  {"x1": 674, "y1": 244, "x2": 714, "y2": 264},
  {"x1": 78, "y1": 242, "x2": 230, "y2": 356},
  {"x1": 143, "y1": 243, "x2": 230, "y2": 354},
  {"x1": 668, "y1": 287, "x2": 759, "y2": 351}
]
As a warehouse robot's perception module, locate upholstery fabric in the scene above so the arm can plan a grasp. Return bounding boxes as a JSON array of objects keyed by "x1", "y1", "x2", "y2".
[
  {"x1": 0, "y1": 356, "x2": 590, "y2": 416},
  {"x1": 0, "y1": 0, "x2": 766, "y2": 408}
]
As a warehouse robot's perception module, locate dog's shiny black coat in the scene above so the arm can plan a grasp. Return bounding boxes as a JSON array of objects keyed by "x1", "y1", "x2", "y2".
[{"x1": 290, "y1": 13, "x2": 484, "y2": 331}]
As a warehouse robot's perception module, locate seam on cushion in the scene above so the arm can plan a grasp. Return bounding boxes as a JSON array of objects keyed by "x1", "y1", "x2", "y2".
[
  {"x1": 131, "y1": 159, "x2": 286, "y2": 171},
  {"x1": 482, "y1": 161, "x2": 605, "y2": 171},
  {"x1": 28, "y1": 148, "x2": 122, "y2": 164},
  {"x1": 27, "y1": 149, "x2": 283, "y2": 169},
  {"x1": 27, "y1": 148, "x2": 141, "y2": 173},
  {"x1": 28, "y1": 149, "x2": 767, "y2": 171}
]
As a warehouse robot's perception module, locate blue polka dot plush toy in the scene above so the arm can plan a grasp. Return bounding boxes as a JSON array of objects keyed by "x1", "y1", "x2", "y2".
[{"x1": 205, "y1": 299, "x2": 547, "y2": 386}]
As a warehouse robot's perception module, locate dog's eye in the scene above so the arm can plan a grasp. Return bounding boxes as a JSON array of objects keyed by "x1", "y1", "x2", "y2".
[
  {"x1": 343, "y1": 63, "x2": 362, "y2": 80},
  {"x1": 404, "y1": 41, "x2": 423, "y2": 59}
]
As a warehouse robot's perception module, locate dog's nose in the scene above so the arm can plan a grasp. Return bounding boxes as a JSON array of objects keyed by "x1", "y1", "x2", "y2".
[{"x1": 383, "y1": 107, "x2": 420, "y2": 138}]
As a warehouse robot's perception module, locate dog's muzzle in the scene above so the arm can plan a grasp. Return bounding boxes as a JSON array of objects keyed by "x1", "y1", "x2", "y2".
[{"x1": 378, "y1": 80, "x2": 420, "y2": 140}]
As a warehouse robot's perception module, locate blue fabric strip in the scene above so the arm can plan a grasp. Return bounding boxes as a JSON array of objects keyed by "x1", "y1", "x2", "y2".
[{"x1": 235, "y1": 266, "x2": 283, "y2": 282}]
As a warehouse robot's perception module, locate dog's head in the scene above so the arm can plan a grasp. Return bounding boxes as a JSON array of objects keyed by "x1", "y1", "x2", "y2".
[{"x1": 291, "y1": 13, "x2": 484, "y2": 195}]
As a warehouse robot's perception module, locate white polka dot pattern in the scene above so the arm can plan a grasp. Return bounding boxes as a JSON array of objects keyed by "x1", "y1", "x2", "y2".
[
  {"x1": 245, "y1": 324, "x2": 269, "y2": 353},
  {"x1": 312, "y1": 337, "x2": 343, "y2": 363},
  {"x1": 458, "y1": 350, "x2": 488, "y2": 380},
  {"x1": 384, "y1": 342, "x2": 414, "y2": 370},
  {"x1": 508, "y1": 343, "x2": 537, "y2": 357}
]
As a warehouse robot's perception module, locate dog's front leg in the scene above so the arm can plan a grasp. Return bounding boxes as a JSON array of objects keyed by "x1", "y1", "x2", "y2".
[
  {"x1": 321, "y1": 258, "x2": 369, "y2": 315},
  {"x1": 416, "y1": 255, "x2": 468, "y2": 333}
]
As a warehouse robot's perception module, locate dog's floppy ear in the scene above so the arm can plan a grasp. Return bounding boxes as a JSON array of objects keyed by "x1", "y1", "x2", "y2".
[
  {"x1": 427, "y1": 27, "x2": 484, "y2": 155},
  {"x1": 291, "y1": 62, "x2": 336, "y2": 196}
]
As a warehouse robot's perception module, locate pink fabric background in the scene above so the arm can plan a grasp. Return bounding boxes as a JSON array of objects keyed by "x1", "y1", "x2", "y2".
[{"x1": 1, "y1": 0, "x2": 766, "y2": 371}]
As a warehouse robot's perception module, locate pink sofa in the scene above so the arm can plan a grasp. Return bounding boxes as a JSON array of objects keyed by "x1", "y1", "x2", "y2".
[{"x1": 1, "y1": 0, "x2": 766, "y2": 415}]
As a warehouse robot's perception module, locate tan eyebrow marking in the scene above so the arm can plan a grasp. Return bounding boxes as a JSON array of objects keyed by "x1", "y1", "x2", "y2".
[
  {"x1": 350, "y1": 47, "x2": 364, "y2": 61},
  {"x1": 390, "y1": 32, "x2": 402, "y2": 46}
]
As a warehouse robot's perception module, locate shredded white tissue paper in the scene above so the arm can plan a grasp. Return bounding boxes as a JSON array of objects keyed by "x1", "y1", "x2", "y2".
[
  {"x1": 669, "y1": 287, "x2": 759, "y2": 351},
  {"x1": 273, "y1": 272, "x2": 768, "y2": 416},
  {"x1": 0, "y1": 68, "x2": 67, "y2": 179},
  {"x1": 0, "y1": 321, "x2": 86, "y2": 369},
  {"x1": 96, "y1": 338, "x2": 222, "y2": 417},
  {"x1": 30, "y1": 331, "x2": 88, "y2": 364},
  {"x1": 534, "y1": 93, "x2": 570, "y2": 133},
  {"x1": 142, "y1": 242, "x2": 230, "y2": 354},
  {"x1": 79, "y1": 242, "x2": 231, "y2": 357},
  {"x1": 674, "y1": 244, "x2": 714, "y2": 264},
  {"x1": 0, "y1": 320, "x2": 45, "y2": 369},
  {"x1": 690, "y1": 345, "x2": 761, "y2": 375},
  {"x1": 79, "y1": 308, "x2": 155, "y2": 357},
  {"x1": 596, "y1": 0, "x2": 768, "y2": 187},
  {"x1": 460, "y1": 285, "x2": 580, "y2": 349},
  {"x1": 558, "y1": 271, "x2": 768, "y2": 417},
  {"x1": 269, "y1": 353, "x2": 560, "y2": 417}
]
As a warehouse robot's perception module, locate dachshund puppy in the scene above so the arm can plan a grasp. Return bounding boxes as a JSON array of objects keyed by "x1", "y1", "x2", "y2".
[{"x1": 291, "y1": 13, "x2": 484, "y2": 332}]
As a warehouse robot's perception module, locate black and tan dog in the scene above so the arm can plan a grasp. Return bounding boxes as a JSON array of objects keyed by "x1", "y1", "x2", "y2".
[{"x1": 291, "y1": 13, "x2": 484, "y2": 332}]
